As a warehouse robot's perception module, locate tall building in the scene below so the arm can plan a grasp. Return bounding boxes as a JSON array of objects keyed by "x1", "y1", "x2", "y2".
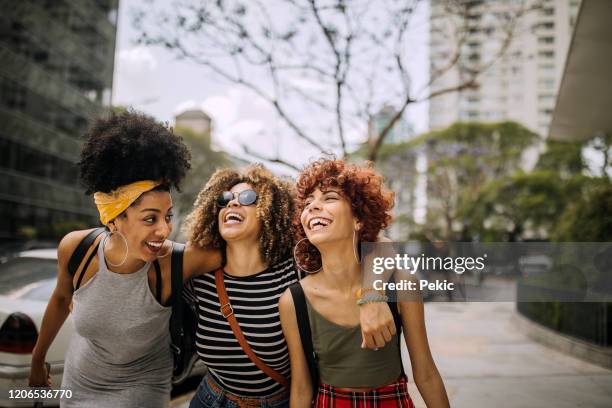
[
  {"x1": 0, "y1": 1, "x2": 119, "y2": 241},
  {"x1": 429, "y1": 0, "x2": 581, "y2": 136}
]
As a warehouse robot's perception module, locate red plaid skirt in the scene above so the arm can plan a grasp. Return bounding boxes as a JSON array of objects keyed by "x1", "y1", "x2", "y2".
[{"x1": 314, "y1": 376, "x2": 415, "y2": 408}]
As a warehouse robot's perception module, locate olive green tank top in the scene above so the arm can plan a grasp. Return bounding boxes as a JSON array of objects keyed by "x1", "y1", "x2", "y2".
[{"x1": 306, "y1": 299, "x2": 402, "y2": 388}]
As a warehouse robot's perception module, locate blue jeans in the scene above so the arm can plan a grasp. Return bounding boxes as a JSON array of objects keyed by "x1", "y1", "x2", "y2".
[{"x1": 189, "y1": 374, "x2": 289, "y2": 408}]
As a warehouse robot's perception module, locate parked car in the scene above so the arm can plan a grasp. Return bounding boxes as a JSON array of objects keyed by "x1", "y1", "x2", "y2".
[
  {"x1": 0, "y1": 248, "x2": 204, "y2": 407},
  {"x1": 518, "y1": 254, "x2": 553, "y2": 278},
  {"x1": 0, "y1": 249, "x2": 68, "y2": 407}
]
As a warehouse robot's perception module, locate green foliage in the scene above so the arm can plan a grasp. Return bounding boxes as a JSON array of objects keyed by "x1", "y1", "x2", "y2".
[
  {"x1": 551, "y1": 180, "x2": 612, "y2": 241},
  {"x1": 460, "y1": 171, "x2": 569, "y2": 240},
  {"x1": 536, "y1": 139, "x2": 585, "y2": 177},
  {"x1": 421, "y1": 121, "x2": 540, "y2": 240},
  {"x1": 174, "y1": 126, "x2": 229, "y2": 224}
]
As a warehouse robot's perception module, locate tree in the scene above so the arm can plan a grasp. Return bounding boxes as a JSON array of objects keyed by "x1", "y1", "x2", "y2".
[
  {"x1": 419, "y1": 121, "x2": 539, "y2": 240},
  {"x1": 462, "y1": 137, "x2": 610, "y2": 242},
  {"x1": 551, "y1": 179, "x2": 612, "y2": 242},
  {"x1": 172, "y1": 126, "x2": 229, "y2": 239},
  {"x1": 535, "y1": 139, "x2": 585, "y2": 178},
  {"x1": 133, "y1": 0, "x2": 540, "y2": 169},
  {"x1": 460, "y1": 171, "x2": 570, "y2": 241}
]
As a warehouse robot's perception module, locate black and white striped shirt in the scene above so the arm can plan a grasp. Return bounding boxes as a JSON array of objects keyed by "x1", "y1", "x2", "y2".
[{"x1": 190, "y1": 258, "x2": 299, "y2": 397}]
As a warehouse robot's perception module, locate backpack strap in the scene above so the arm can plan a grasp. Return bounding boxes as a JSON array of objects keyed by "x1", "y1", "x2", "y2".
[
  {"x1": 153, "y1": 260, "x2": 162, "y2": 305},
  {"x1": 289, "y1": 283, "x2": 319, "y2": 397},
  {"x1": 170, "y1": 242, "x2": 186, "y2": 359},
  {"x1": 215, "y1": 268, "x2": 290, "y2": 388},
  {"x1": 68, "y1": 227, "x2": 106, "y2": 290},
  {"x1": 385, "y1": 273, "x2": 405, "y2": 376}
]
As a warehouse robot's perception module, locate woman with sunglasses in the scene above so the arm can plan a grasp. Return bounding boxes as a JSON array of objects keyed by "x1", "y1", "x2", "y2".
[
  {"x1": 183, "y1": 165, "x2": 397, "y2": 407},
  {"x1": 279, "y1": 158, "x2": 450, "y2": 407},
  {"x1": 28, "y1": 111, "x2": 221, "y2": 407}
]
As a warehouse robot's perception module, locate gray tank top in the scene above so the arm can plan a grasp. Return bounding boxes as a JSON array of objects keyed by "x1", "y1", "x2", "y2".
[
  {"x1": 306, "y1": 298, "x2": 402, "y2": 388},
  {"x1": 61, "y1": 237, "x2": 173, "y2": 407}
]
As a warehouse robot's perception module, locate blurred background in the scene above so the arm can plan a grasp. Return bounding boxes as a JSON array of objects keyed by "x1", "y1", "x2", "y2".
[{"x1": 0, "y1": 0, "x2": 610, "y2": 407}]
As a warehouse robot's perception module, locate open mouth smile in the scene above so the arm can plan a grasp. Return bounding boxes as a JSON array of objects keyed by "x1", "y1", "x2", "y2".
[
  {"x1": 308, "y1": 217, "x2": 332, "y2": 231},
  {"x1": 224, "y1": 211, "x2": 245, "y2": 225},
  {"x1": 145, "y1": 240, "x2": 164, "y2": 253}
]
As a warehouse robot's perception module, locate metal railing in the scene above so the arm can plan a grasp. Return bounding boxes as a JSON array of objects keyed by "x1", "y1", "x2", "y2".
[{"x1": 517, "y1": 281, "x2": 610, "y2": 347}]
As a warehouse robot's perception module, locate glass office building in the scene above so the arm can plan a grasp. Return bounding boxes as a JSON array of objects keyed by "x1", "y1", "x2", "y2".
[{"x1": 0, "y1": 0, "x2": 119, "y2": 241}]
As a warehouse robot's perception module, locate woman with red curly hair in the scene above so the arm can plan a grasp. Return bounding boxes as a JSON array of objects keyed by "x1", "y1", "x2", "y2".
[{"x1": 279, "y1": 158, "x2": 449, "y2": 407}]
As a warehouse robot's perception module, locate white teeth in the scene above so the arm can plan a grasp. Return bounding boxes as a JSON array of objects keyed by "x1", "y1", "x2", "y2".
[
  {"x1": 309, "y1": 217, "x2": 331, "y2": 230},
  {"x1": 147, "y1": 241, "x2": 162, "y2": 248},
  {"x1": 224, "y1": 212, "x2": 244, "y2": 223}
]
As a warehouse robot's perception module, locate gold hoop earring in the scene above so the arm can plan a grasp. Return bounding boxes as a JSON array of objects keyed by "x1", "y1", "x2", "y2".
[
  {"x1": 156, "y1": 240, "x2": 172, "y2": 259},
  {"x1": 293, "y1": 237, "x2": 322, "y2": 274},
  {"x1": 353, "y1": 230, "x2": 361, "y2": 264},
  {"x1": 104, "y1": 230, "x2": 128, "y2": 268}
]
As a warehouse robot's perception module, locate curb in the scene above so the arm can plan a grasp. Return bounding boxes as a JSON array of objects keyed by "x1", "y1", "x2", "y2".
[{"x1": 512, "y1": 307, "x2": 612, "y2": 370}]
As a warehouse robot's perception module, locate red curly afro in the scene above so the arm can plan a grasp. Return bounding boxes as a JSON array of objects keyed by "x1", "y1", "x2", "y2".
[{"x1": 293, "y1": 158, "x2": 394, "y2": 272}]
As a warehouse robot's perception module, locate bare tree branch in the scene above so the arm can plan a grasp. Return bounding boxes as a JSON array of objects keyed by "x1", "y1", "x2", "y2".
[
  {"x1": 133, "y1": 0, "x2": 538, "y2": 168},
  {"x1": 240, "y1": 144, "x2": 301, "y2": 172}
]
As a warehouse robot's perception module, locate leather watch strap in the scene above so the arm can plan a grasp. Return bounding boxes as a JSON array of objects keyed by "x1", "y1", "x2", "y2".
[{"x1": 214, "y1": 268, "x2": 289, "y2": 388}]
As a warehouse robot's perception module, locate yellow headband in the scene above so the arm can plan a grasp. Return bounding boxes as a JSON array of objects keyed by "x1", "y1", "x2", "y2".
[{"x1": 94, "y1": 180, "x2": 161, "y2": 225}]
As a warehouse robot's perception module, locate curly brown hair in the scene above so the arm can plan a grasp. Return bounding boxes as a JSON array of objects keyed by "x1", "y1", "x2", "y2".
[
  {"x1": 293, "y1": 158, "x2": 394, "y2": 272},
  {"x1": 184, "y1": 165, "x2": 295, "y2": 267}
]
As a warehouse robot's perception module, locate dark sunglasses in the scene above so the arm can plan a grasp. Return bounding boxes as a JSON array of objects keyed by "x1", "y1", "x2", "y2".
[{"x1": 217, "y1": 189, "x2": 258, "y2": 207}]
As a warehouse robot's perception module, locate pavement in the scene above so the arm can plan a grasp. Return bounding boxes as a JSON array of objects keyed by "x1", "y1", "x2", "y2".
[
  {"x1": 402, "y1": 302, "x2": 612, "y2": 407},
  {"x1": 172, "y1": 285, "x2": 612, "y2": 407}
]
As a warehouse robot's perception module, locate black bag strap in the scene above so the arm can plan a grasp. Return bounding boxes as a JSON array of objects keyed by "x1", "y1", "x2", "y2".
[
  {"x1": 75, "y1": 249, "x2": 98, "y2": 291},
  {"x1": 153, "y1": 260, "x2": 162, "y2": 305},
  {"x1": 170, "y1": 242, "x2": 186, "y2": 358},
  {"x1": 67, "y1": 227, "x2": 106, "y2": 276},
  {"x1": 68, "y1": 228, "x2": 106, "y2": 291},
  {"x1": 289, "y1": 283, "x2": 319, "y2": 397},
  {"x1": 290, "y1": 281, "x2": 406, "y2": 394},
  {"x1": 388, "y1": 300, "x2": 405, "y2": 376}
]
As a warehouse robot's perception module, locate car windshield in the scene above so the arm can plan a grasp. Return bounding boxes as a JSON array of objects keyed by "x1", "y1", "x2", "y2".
[{"x1": 0, "y1": 257, "x2": 57, "y2": 301}]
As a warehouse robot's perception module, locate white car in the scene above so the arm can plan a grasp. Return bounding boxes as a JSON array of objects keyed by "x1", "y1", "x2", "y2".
[
  {"x1": 0, "y1": 248, "x2": 204, "y2": 407},
  {"x1": 0, "y1": 249, "x2": 69, "y2": 407}
]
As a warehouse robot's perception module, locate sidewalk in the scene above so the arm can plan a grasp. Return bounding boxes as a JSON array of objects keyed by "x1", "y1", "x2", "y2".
[
  {"x1": 172, "y1": 301, "x2": 612, "y2": 407},
  {"x1": 403, "y1": 302, "x2": 612, "y2": 408}
]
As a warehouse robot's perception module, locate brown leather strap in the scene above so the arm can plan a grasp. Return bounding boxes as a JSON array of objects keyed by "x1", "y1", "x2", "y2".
[{"x1": 214, "y1": 268, "x2": 289, "y2": 389}]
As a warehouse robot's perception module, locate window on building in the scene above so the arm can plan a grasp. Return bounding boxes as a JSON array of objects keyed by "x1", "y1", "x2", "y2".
[
  {"x1": 0, "y1": 137, "x2": 78, "y2": 184},
  {"x1": 538, "y1": 22, "x2": 555, "y2": 30},
  {"x1": 538, "y1": 94, "x2": 555, "y2": 102},
  {"x1": 538, "y1": 78, "x2": 555, "y2": 88},
  {"x1": 538, "y1": 51, "x2": 555, "y2": 59},
  {"x1": 538, "y1": 37, "x2": 554, "y2": 44},
  {"x1": 540, "y1": 8, "x2": 554, "y2": 16}
]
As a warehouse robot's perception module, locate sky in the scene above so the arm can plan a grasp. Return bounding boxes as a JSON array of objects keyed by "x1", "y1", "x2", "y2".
[{"x1": 111, "y1": 0, "x2": 431, "y2": 173}]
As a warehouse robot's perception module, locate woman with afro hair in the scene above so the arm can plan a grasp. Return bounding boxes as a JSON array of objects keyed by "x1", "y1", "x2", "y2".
[
  {"x1": 279, "y1": 158, "x2": 450, "y2": 407},
  {"x1": 28, "y1": 110, "x2": 221, "y2": 407},
  {"x1": 182, "y1": 164, "x2": 397, "y2": 407}
]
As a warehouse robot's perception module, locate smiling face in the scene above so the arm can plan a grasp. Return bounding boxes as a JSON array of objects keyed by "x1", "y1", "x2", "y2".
[
  {"x1": 112, "y1": 190, "x2": 174, "y2": 263},
  {"x1": 300, "y1": 187, "x2": 359, "y2": 247},
  {"x1": 218, "y1": 182, "x2": 262, "y2": 243}
]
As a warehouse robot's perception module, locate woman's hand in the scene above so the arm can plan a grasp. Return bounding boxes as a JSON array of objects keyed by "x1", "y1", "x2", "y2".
[
  {"x1": 359, "y1": 301, "x2": 396, "y2": 349},
  {"x1": 29, "y1": 361, "x2": 51, "y2": 387}
]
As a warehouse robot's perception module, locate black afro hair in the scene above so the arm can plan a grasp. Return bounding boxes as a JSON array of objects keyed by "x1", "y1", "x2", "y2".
[{"x1": 78, "y1": 110, "x2": 191, "y2": 194}]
